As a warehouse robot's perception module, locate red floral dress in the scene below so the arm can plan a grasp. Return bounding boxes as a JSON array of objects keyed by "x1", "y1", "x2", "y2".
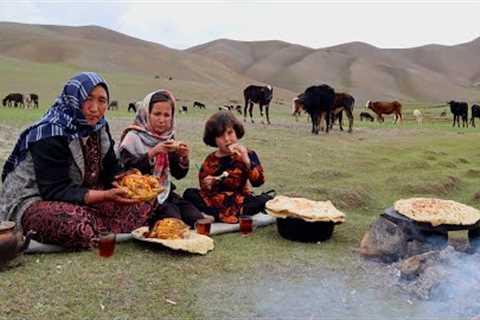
[{"x1": 198, "y1": 150, "x2": 264, "y2": 223}]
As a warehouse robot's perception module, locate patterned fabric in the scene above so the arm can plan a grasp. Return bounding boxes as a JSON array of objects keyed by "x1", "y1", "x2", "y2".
[
  {"x1": 81, "y1": 132, "x2": 102, "y2": 188},
  {"x1": 199, "y1": 150, "x2": 265, "y2": 223},
  {"x1": 22, "y1": 200, "x2": 152, "y2": 250},
  {"x1": 2, "y1": 72, "x2": 108, "y2": 182},
  {"x1": 118, "y1": 89, "x2": 176, "y2": 204}
]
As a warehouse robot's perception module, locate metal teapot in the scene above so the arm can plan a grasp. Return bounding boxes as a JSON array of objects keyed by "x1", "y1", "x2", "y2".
[{"x1": 0, "y1": 221, "x2": 34, "y2": 269}]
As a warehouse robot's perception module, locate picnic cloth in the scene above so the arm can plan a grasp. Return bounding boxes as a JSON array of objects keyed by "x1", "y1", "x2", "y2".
[{"x1": 25, "y1": 213, "x2": 276, "y2": 253}]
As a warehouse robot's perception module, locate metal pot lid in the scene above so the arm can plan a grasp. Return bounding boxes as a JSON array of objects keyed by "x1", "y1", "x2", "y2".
[{"x1": 0, "y1": 221, "x2": 15, "y2": 232}]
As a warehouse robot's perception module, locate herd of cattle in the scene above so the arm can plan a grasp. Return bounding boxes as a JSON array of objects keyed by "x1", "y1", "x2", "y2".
[
  {"x1": 2, "y1": 93, "x2": 39, "y2": 108},
  {"x1": 3, "y1": 86, "x2": 480, "y2": 133}
]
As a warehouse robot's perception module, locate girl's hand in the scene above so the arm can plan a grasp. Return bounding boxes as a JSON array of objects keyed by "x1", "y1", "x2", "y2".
[
  {"x1": 229, "y1": 143, "x2": 251, "y2": 168},
  {"x1": 202, "y1": 175, "x2": 217, "y2": 190},
  {"x1": 176, "y1": 141, "x2": 189, "y2": 159}
]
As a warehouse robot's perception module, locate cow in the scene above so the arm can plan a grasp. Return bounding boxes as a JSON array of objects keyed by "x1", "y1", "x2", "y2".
[
  {"x1": 29, "y1": 93, "x2": 39, "y2": 108},
  {"x1": 366, "y1": 100, "x2": 403, "y2": 124},
  {"x1": 301, "y1": 84, "x2": 336, "y2": 134},
  {"x1": 440, "y1": 111, "x2": 447, "y2": 117},
  {"x1": 180, "y1": 105, "x2": 188, "y2": 113},
  {"x1": 329, "y1": 93, "x2": 355, "y2": 133},
  {"x1": 235, "y1": 105, "x2": 242, "y2": 115},
  {"x1": 360, "y1": 112, "x2": 374, "y2": 122},
  {"x1": 108, "y1": 100, "x2": 119, "y2": 110},
  {"x1": 128, "y1": 102, "x2": 137, "y2": 113},
  {"x1": 413, "y1": 109, "x2": 423, "y2": 127},
  {"x1": 243, "y1": 85, "x2": 273, "y2": 124},
  {"x1": 447, "y1": 101, "x2": 468, "y2": 128},
  {"x1": 193, "y1": 101, "x2": 206, "y2": 109},
  {"x1": 2, "y1": 93, "x2": 24, "y2": 107},
  {"x1": 292, "y1": 93, "x2": 304, "y2": 121},
  {"x1": 470, "y1": 104, "x2": 480, "y2": 128}
]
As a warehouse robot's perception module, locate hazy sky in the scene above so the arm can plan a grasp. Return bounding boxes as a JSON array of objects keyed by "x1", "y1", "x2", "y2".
[{"x1": 1, "y1": 1, "x2": 479, "y2": 50}]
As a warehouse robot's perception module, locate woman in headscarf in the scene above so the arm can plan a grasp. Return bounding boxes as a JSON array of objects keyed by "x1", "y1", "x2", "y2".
[
  {"x1": 0, "y1": 72, "x2": 152, "y2": 250},
  {"x1": 119, "y1": 90, "x2": 211, "y2": 228}
]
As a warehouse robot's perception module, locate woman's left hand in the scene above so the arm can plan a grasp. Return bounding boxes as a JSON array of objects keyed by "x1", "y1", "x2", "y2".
[{"x1": 176, "y1": 141, "x2": 189, "y2": 159}]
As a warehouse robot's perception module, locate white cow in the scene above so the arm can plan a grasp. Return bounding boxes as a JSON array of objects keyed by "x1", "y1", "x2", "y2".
[{"x1": 413, "y1": 109, "x2": 423, "y2": 127}]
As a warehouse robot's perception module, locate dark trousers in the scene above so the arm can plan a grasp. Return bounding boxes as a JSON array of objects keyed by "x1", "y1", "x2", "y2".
[
  {"x1": 148, "y1": 191, "x2": 204, "y2": 228},
  {"x1": 183, "y1": 188, "x2": 271, "y2": 222}
]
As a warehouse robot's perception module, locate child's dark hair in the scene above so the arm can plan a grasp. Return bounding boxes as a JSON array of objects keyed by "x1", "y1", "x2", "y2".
[
  {"x1": 149, "y1": 91, "x2": 175, "y2": 114},
  {"x1": 203, "y1": 111, "x2": 245, "y2": 147}
]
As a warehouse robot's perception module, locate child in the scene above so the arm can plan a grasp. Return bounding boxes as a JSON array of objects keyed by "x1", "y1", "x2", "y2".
[
  {"x1": 118, "y1": 90, "x2": 210, "y2": 228},
  {"x1": 184, "y1": 111, "x2": 270, "y2": 224}
]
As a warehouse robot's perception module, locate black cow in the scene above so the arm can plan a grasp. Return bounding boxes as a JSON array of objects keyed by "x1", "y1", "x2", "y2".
[
  {"x1": 301, "y1": 84, "x2": 336, "y2": 134},
  {"x1": 360, "y1": 112, "x2": 374, "y2": 122},
  {"x1": 2, "y1": 93, "x2": 24, "y2": 107},
  {"x1": 180, "y1": 105, "x2": 188, "y2": 113},
  {"x1": 108, "y1": 100, "x2": 119, "y2": 110},
  {"x1": 329, "y1": 93, "x2": 355, "y2": 133},
  {"x1": 470, "y1": 104, "x2": 480, "y2": 128},
  {"x1": 29, "y1": 94, "x2": 39, "y2": 108},
  {"x1": 448, "y1": 101, "x2": 468, "y2": 127},
  {"x1": 235, "y1": 105, "x2": 242, "y2": 115},
  {"x1": 128, "y1": 102, "x2": 137, "y2": 113},
  {"x1": 243, "y1": 85, "x2": 273, "y2": 124},
  {"x1": 193, "y1": 101, "x2": 206, "y2": 109}
]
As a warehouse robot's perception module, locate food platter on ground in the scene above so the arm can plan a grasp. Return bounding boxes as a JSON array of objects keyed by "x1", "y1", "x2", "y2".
[
  {"x1": 118, "y1": 168, "x2": 164, "y2": 201},
  {"x1": 146, "y1": 218, "x2": 190, "y2": 240},
  {"x1": 266, "y1": 195, "x2": 346, "y2": 223},
  {"x1": 132, "y1": 226, "x2": 214, "y2": 255},
  {"x1": 394, "y1": 197, "x2": 480, "y2": 227}
]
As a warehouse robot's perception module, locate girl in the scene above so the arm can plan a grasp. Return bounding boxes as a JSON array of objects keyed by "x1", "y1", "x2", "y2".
[
  {"x1": 119, "y1": 90, "x2": 210, "y2": 228},
  {"x1": 184, "y1": 111, "x2": 270, "y2": 224}
]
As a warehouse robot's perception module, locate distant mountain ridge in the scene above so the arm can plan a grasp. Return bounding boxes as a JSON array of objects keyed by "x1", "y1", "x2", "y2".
[{"x1": 1, "y1": 21, "x2": 480, "y2": 103}]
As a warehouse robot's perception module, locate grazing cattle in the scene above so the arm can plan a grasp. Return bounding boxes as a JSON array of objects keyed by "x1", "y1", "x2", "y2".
[
  {"x1": 243, "y1": 85, "x2": 273, "y2": 124},
  {"x1": 413, "y1": 109, "x2": 423, "y2": 127},
  {"x1": 470, "y1": 104, "x2": 480, "y2": 127},
  {"x1": 366, "y1": 100, "x2": 403, "y2": 124},
  {"x1": 108, "y1": 100, "x2": 119, "y2": 110},
  {"x1": 193, "y1": 101, "x2": 206, "y2": 109},
  {"x1": 235, "y1": 105, "x2": 242, "y2": 115},
  {"x1": 292, "y1": 93, "x2": 304, "y2": 121},
  {"x1": 330, "y1": 93, "x2": 355, "y2": 133},
  {"x1": 440, "y1": 111, "x2": 447, "y2": 117},
  {"x1": 301, "y1": 84, "x2": 336, "y2": 134},
  {"x1": 360, "y1": 112, "x2": 374, "y2": 122},
  {"x1": 180, "y1": 105, "x2": 188, "y2": 113},
  {"x1": 448, "y1": 100, "x2": 468, "y2": 127},
  {"x1": 29, "y1": 93, "x2": 39, "y2": 108},
  {"x1": 2, "y1": 93, "x2": 24, "y2": 107},
  {"x1": 128, "y1": 102, "x2": 137, "y2": 113}
]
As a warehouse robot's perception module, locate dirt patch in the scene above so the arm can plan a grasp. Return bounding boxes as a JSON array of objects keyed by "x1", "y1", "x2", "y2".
[
  {"x1": 309, "y1": 169, "x2": 352, "y2": 179},
  {"x1": 465, "y1": 169, "x2": 480, "y2": 178},
  {"x1": 401, "y1": 176, "x2": 461, "y2": 196},
  {"x1": 329, "y1": 186, "x2": 370, "y2": 209}
]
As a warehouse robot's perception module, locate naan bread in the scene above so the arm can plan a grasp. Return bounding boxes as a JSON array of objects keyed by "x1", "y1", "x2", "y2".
[
  {"x1": 394, "y1": 197, "x2": 480, "y2": 227},
  {"x1": 266, "y1": 195, "x2": 346, "y2": 223}
]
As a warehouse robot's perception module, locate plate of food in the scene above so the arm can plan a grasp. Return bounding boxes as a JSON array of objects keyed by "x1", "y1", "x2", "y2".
[
  {"x1": 131, "y1": 218, "x2": 214, "y2": 255},
  {"x1": 117, "y1": 169, "x2": 164, "y2": 201}
]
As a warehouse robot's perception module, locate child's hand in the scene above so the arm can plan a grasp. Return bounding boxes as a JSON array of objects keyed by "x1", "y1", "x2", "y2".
[
  {"x1": 202, "y1": 175, "x2": 217, "y2": 190},
  {"x1": 229, "y1": 143, "x2": 251, "y2": 168}
]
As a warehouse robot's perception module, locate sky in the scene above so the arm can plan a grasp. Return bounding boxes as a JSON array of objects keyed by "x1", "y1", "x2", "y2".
[{"x1": 0, "y1": 1, "x2": 479, "y2": 50}]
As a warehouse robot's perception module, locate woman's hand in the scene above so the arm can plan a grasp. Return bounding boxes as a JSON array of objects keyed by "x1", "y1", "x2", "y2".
[
  {"x1": 148, "y1": 140, "x2": 177, "y2": 158},
  {"x1": 228, "y1": 143, "x2": 251, "y2": 168},
  {"x1": 104, "y1": 188, "x2": 138, "y2": 204},
  {"x1": 176, "y1": 141, "x2": 189, "y2": 159}
]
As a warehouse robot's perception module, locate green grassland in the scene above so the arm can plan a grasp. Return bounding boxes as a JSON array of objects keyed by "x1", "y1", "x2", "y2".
[{"x1": 1, "y1": 69, "x2": 479, "y2": 319}]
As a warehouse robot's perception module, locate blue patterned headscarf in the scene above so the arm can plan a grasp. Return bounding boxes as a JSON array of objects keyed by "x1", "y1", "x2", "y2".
[{"x1": 2, "y1": 72, "x2": 109, "y2": 182}]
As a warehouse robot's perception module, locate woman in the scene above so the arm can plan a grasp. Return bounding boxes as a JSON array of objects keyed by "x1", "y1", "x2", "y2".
[
  {"x1": 0, "y1": 72, "x2": 151, "y2": 250},
  {"x1": 119, "y1": 90, "x2": 211, "y2": 228}
]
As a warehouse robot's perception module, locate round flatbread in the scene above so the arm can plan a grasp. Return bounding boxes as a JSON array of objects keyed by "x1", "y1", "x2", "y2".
[
  {"x1": 266, "y1": 195, "x2": 345, "y2": 223},
  {"x1": 394, "y1": 197, "x2": 480, "y2": 227}
]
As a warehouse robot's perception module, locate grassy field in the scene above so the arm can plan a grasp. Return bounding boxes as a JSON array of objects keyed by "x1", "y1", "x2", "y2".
[{"x1": 1, "y1": 97, "x2": 480, "y2": 319}]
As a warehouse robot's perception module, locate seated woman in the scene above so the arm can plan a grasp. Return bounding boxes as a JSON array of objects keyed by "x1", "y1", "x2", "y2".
[
  {"x1": 184, "y1": 111, "x2": 271, "y2": 224},
  {"x1": 118, "y1": 90, "x2": 210, "y2": 228},
  {"x1": 0, "y1": 72, "x2": 152, "y2": 250}
]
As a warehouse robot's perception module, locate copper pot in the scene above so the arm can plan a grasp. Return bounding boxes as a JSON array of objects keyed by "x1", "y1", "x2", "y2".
[{"x1": 0, "y1": 221, "x2": 34, "y2": 269}]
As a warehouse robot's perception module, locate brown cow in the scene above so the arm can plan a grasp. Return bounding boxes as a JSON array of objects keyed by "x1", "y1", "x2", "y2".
[
  {"x1": 291, "y1": 93, "x2": 304, "y2": 121},
  {"x1": 330, "y1": 93, "x2": 355, "y2": 133},
  {"x1": 366, "y1": 100, "x2": 403, "y2": 124}
]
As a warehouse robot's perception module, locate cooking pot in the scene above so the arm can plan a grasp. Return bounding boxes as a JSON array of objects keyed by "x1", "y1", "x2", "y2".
[
  {"x1": 276, "y1": 217, "x2": 335, "y2": 242},
  {"x1": 0, "y1": 221, "x2": 34, "y2": 270}
]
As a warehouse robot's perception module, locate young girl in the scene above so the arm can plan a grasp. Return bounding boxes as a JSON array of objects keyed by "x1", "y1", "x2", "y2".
[
  {"x1": 118, "y1": 90, "x2": 209, "y2": 228},
  {"x1": 184, "y1": 111, "x2": 269, "y2": 224}
]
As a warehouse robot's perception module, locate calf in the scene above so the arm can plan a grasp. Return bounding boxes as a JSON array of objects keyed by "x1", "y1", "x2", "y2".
[
  {"x1": 180, "y1": 105, "x2": 188, "y2": 113},
  {"x1": 193, "y1": 101, "x2": 206, "y2": 109},
  {"x1": 330, "y1": 93, "x2": 355, "y2": 132},
  {"x1": 360, "y1": 112, "x2": 374, "y2": 122},
  {"x1": 413, "y1": 109, "x2": 423, "y2": 127},
  {"x1": 448, "y1": 100, "x2": 468, "y2": 127},
  {"x1": 470, "y1": 104, "x2": 480, "y2": 127},
  {"x1": 292, "y1": 93, "x2": 304, "y2": 121}
]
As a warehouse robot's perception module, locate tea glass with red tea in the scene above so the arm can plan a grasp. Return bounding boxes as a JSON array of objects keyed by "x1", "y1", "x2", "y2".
[
  {"x1": 91, "y1": 232, "x2": 116, "y2": 257},
  {"x1": 239, "y1": 215, "x2": 253, "y2": 236},
  {"x1": 195, "y1": 218, "x2": 212, "y2": 236}
]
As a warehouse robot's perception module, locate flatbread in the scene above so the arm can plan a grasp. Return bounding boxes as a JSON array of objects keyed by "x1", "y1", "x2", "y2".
[
  {"x1": 132, "y1": 227, "x2": 214, "y2": 255},
  {"x1": 394, "y1": 197, "x2": 480, "y2": 227},
  {"x1": 266, "y1": 195, "x2": 346, "y2": 223}
]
